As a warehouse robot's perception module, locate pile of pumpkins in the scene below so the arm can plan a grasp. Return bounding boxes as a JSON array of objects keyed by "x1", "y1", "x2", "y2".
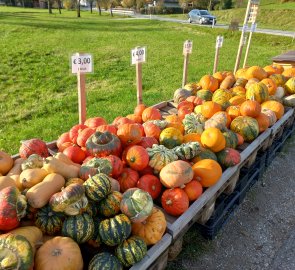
[{"x1": 0, "y1": 64, "x2": 294, "y2": 269}]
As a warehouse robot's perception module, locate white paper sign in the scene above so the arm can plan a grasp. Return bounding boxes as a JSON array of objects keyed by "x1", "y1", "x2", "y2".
[
  {"x1": 131, "y1": 47, "x2": 146, "y2": 65},
  {"x1": 183, "y1": 40, "x2": 193, "y2": 55},
  {"x1": 216, "y1": 36, "x2": 224, "y2": 48},
  {"x1": 242, "y1": 24, "x2": 248, "y2": 33},
  {"x1": 71, "y1": 53, "x2": 93, "y2": 74},
  {"x1": 250, "y1": 23, "x2": 257, "y2": 32}
]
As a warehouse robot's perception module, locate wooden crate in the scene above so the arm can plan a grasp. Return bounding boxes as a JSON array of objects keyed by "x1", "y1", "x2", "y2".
[{"x1": 272, "y1": 50, "x2": 295, "y2": 70}]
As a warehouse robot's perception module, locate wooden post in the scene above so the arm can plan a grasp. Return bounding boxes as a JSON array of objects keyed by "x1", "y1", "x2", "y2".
[
  {"x1": 213, "y1": 47, "x2": 220, "y2": 74},
  {"x1": 77, "y1": 71, "x2": 86, "y2": 124},
  {"x1": 136, "y1": 62, "x2": 143, "y2": 104},
  {"x1": 182, "y1": 53, "x2": 189, "y2": 88},
  {"x1": 243, "y1": 27, "x2": 253, "y2": 68},
  {"x1": 233, "y1": 0, "x2": 252, "y2": 73}
]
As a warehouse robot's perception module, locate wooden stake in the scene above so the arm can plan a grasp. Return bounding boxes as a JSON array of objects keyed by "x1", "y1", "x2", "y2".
[
  {"x1": 136, "y1": 62, "x2": 143, "y2": 105},
  {"x1": 234, "y1": 0, "x2": 252, "y2": 73},
  {"x1": 243, "y1": 30, "x2": 253, "y2": 68},
  {"x1": 77, "y1": 71, "x2": 86, "y2": 124},
  {"x1": 182, "y1": 53, "x2": 189, "y2": 88}
]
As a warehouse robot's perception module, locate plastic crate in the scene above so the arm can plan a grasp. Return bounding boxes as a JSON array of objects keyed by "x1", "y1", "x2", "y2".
[{"x1": 195, "y1": 191, "x2": 240, "y2": 240}]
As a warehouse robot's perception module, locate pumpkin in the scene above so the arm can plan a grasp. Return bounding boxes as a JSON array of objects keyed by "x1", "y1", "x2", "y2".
[
  {"x1": 49, "y1": 183, "x2": 85, "y2": 213},
  {"x1": 64, "y1": 195, "x2": 89, "y2": 216},
  {"x1": 138, "y1": 136, "x2": 158, "y2": 149},
  {"x1": 0, "y1": 186, "x2": 27, "y2": 230},
  {"x1": 246, "y1": 83, "x2": 269, "y2": 103},
  {"x1": 141, "y1": 107, "x2": 161, "y2": 122},
  {"x1": 255, "y1": 113, "x2": 270, "y2": 133},
  {"x1": 234, "y1": 77, "x2": 248, "y2": 87},
  {"x1": 126, "y1": 145, "x2": 149, "y2": 171},
  {"x1": 143, "y1": 122, "x2": 161, "y2": 140},
  {"x1": 213, "y1": 71, "x2": 226, "y2": 83},
  {"x1": 199, "y1": 75, "x2": 219, "y2": 92},
  {"x1": 146, "y1": 119, "x2": 168, "y2": 130},
  {"x1": 192, "y1": 147, "x2": 217, "y2": 162},
  {"x1": 120, "y1": 188, "x2": 153, "y2": 223},
  {"x1": 201, "y1": 101, "x2": 222, "y2": 119},
  {"x1": 261, "y1": 100, "x2": 284, "y2": 120},
  {"x1": 283, "y1": 94, "x2": 295, "y2": 107},
  {"x1": 263, "y1": 65, "x2": 282, "y2": 76},
  {"x1": 117, "y1": 123, "x2": 143, "y2": 146},
  {"x1": 240, "y1": 100, "x2": 261, "y2": 118},
  {"x1": 223, "y1": 130, "x2": 239, "y2": 149},
  {"x1": 261, "y1": 78, "x2": 277, "y2": 96},
  {"x1": 131, "y1": 207, "x2": 166, "y2": 245},
  {"x1": 98, "y1": 191, "x2": 123, "y2": 217},
  {"x1": 87, "y1": 217, "x2": 102, "y2": 248},
  {"x1": 182, "y1": 113, "x2": 205, "y2": 134},
  {"x1": 226, "y1": 105, "x2": 241, "y2": 120},
  {"x1": 192, "y1": 159, "x2": 222, "y2": 187},
  {"x1": 115, "y1": 236, "x2": 147, "y2": 267},
  {"x1": 136, "y1": 174, "x2": 162, "y2": 199},
  {"x1": 84, "y1": 117, "x2": 107, "y2": 129},
  {"x1": 99, "y1": 214, "x2": 131, "y2": 246},
  {"x1": 69, "y1": 124, "x2": 87, "y2": 144},
  {"x1": 282, "y1": 67, "x2": 295, "y2": 79},
  {"x1": 229, "y1": 96, "x2": 246, "y2": 106},
  {"x1": 173, "y1": 142, "x2": 201, "y2": 160},
  {"x1": 235, "y1": 67, "x2": 248, "y2": 79},
  {"x1": 212, "y1": 88, "x2": 232, "y2": 103},
  {"x1": 261, "y1": 108, "x2": 277, "y2": 126},
  {"x1": 0, "y1": 233, "x2": 34, "y2": 269},
  {"x1": 138, "y1": 165, "x2": 154, "y2": 177},
  {"x1": 196, "y1": 89, "x2": 213, "y2": 101},
  {"x1": 230, "y1": 116, "x2": 259, "y2": 142},
  {"x1": 220, "y1": 75, "x2": 236, "y2": 90},
  {"x1": 178, "y1": 106, "x2": 193, "y2": 121},
  {"x1": 159, "y1": 160, "x2": 193, "y2": 188},
  {"x1": 186, "y1": 96, "x2": 204, "y2": 106},
  {"x1": 245, "y1": 78, "x2": 260, "y2": 90},
  {"x1": 112, "y1": 116, "x2": 135, "y2": 127},
  {"x1": 201, "y1": 127, "x2": 226, "y2": 152},
  {"x1": 177, "y1": 100, "x2": 194, "y2": 111},
  {"x1": 173, "y1": 88, "x2": 192, "y2": 104},
  {"x1": 76, "y1": 128, "x2": 96, "y2": 148},
  {"x1": 96, "y1": 124, "x2": 117, "y2": 135},
  {"x1": 236, "y1": 133, "x2": 244, "y2": 145},
  {"x1": 159, "y1": 127, "x2": 183, "y2": 149},
  {"x1": 134, "y1": 103, "x2": 147, "y2": 117},
  {"x1": 84, "y1": 173, "x2": 112, "y2": 202},
  {"x1": 216, "y1": 148, "x2": 241, "y2": 168},
  {"x1": 274, "y1": 86, "x2": 286, "y2": 99},
  {"x1": 63, "y1": 145, "x2": 86, "y2": 164},
  {"x1": 161, "y1": 188, "x2": 189, "y2": 216},
  {"x1": 183, "y1": 133, "x2": 202, "y2": 143},
  {"x1": 21, "y1": 153, "x2": 43, "y2": 171},
  {"x1": 126, "y1": 114, "x2": 142, "y2": 124},
  {"x1": 285, "y1": 77, "x2": 295, "y2": 95},
  {"x1": 56, "y1": 132, "x2": 71, "y2": 150},
  {"x1": 117, "y1": 168, "x2": 139, "y2": 192},
  {"x1": 102, "y1": 155, "x2": 123, "y2": 178},
  {"x1": 19, "y1": 138, "x2": 49, "y2": 159},
  {"x1": 245, "y1": 66, "x2": 267, "y2": 81},
  {"x1": 86, "y1": 131, "x2": 122, "y2": 157},
  {"x1": 204, "y1": 114, "x2": 228, "y2": 132},
  {"x1": 35, "y1": 204, "x2": 65, "y2": 235},
  {"x1": 0, "y1": 150, "x2": 13, "y2": 175},
  {"x1": 147, "y1": 144, "x2": 178, "y2": 173},
  {"x1": 232, "y1": 85, "x2": 246, "y2": 95},
  {"x1": 62, "y1": 213, "x2": 94, "y2": 243},
  {"x1": 269, "y1": 74, "x2": 286, "y2": 86},
  {"x1": 183, "y1": 180, "x2": 203, "y2": 201},
  {"x1": 88, "y1": 252, "x2": 123, "y2": 270},
  {"x1": 35, "y1": 236, "x2": 83, "y2": 270},
  {"x1": 79, "y1": 157, "x2": 112, "y2": 181}
]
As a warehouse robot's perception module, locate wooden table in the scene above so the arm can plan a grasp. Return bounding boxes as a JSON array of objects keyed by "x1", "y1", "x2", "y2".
[{"x1": 272, "y1": 50, "x2": 295, "y2": 70}]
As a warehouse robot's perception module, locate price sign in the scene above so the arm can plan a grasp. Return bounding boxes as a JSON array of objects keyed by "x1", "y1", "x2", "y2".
[
  {"x1": 183, "y1": 40, "x2": 193, "y2": 55},
  {"x1": 248, "y1": 2, "x2": 259, "y2": 23},
  {"x1": 131, "y1": 47, "x2": 146, "y2": 65},
  {"x1": 216, "y1": 36, "x2": 224, "y2": 48},
  {"x1": 71, "y1": 53, "x2": 93, "y2": 74},
  {"x1": 242, "y1": 24, "x2": 248, "y2": 33},
  {"x1": 250, "y1": 23, "x2": 257, "y2": 32}
]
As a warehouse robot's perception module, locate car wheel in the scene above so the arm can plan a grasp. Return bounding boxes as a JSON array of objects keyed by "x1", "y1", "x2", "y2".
[{"x1": 188, "y1": 18, "x2": 192, "y2": 23}]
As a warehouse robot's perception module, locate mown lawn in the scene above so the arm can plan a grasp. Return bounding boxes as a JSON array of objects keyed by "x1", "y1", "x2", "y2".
[{"x1": 0, "y1": 6, "x2": 294, "y2": 154}]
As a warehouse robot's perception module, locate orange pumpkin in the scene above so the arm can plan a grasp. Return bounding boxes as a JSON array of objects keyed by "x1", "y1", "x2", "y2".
[
  {"x1": 84, "y1": 117, "x2": 107, "y2": 129},
  {"x1": 231, "y1": 86, "x2": 246, "y2": 95},
  {"x1": 117, "y1": 123, "x2": 142, "y2": 146},
  {"x1": 192, "y1": 159, "x2": 222, "y2": 187},
  {"x1": 177, "y1": 100, "x2": 194, "y2": 111},
  {"x1": 245, "y1": 66, "x2": 268, "y2": 81},
  {"x1": 229, "y1": 96, "x2": 246, "y2": 106},
  {"x1": 272, "y1": 64, "x2": 284, "y2": 74},
  {"x1": 199, "y1": 75, "x2": 219, "y2": 92},
  {"x1": 236, "y1": 132, "x2": 244, "y2": 145},
  {"x1": 260, "y1": 78, "x2": 277, "y2": 95},
  {"x1": 112, "y1": 116, "x2": 134, "y2": 127},
  {"x1": 117, "y1": 167, "x2": 139, "y2": 192},
  {"x1": 183, "y1": 133, "x2": 202, "y2": 143},
  {"x1": 161, "y1": 188, "x2": 189, "y2": 216},
  {"x1": 143, "y1": 122, "x2": 161, "y2": 140},
  {"x1": 240, "y1": 100, "x2": 261, "y2": 118},
  {"x1": 166, "y1": 121, "x2": 185, "y2": 134},
  {"x1": 235, "y1": 67, "x2": 248, "y2": 79},
  {"x1": 226, "y1": 105, "x2": 241, "y2": 121},
  {"x1": 261, "y1": 100, "x2": 284, "y2": 120},
  {"x1": 263, "y1": 65, "x2": 282, "y2": 76},
  {"x1": 178, "y1": 106, "x2": 193, "y2": 120},
  {"x1": 56, "y1": 132, "x2": 71, "y2": 150},
  {"x1": 201, "y1": 127, "x2": 226, "y2": 152},
  {"x1": 126, "y1": 145, "x2": 149, "y2": 171},
  {"x1": 186, "y1": 96, "x2": 204, "y2": 106},
  {"x1": 213, "y1": 71, "x2": 226, "y2": 83},
  {"x1": 183, "y1": 180, "x2": 203, "y2": 201},
  {"x1": 201, "y1": 101, "x2": 222, "y2": 119},
  {"x1": 165, "y1": 114, "x2": 181, "y2": 123},
  {"x1": 96, "y1": 124, "x2": 117, "y2": 135},
  {"x1": 282, "y1": 67, "x2": 295, "y2": 79},
  {"x1": 255, "y1": 113, "x2": 270, "y2": 133},
  {"x1": 134, "y1": 103, "x2": 147, "y2": 117},
  {"x1": 142, "y1": 107, "x2": 162, "y2": 122},
  {"x1": 126, "y1": 114, "x2": 142, "y2": 124},
  {"x1": 212, "y1": 111, "x2": 231, "y2": 128}
]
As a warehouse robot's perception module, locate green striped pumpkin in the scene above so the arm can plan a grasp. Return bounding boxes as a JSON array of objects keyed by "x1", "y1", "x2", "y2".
[
  {"x1": 193, "y1": 147, "x2": 217, "y2": 162},
  {"x1": 115, "y1": 236, "x2": 147, "y2": 267},
  {"x1": 182, "y1": 113, "x2": 204, "y2": 134},
  {"x1": 35, "y1": 204, "x2": 65, "y2": 236},
  {"x1": 85, "y1": 199, "x2": 99, "y2": 217},
  {"x1": 84, "y1": 173, "x2": 112, "y2": 202},
  {"x1": 246, "y1": 83, "x2": 269, "y2": 103},
  {"x1": 88, "y1": 252, "x2": 123, "y2": 270},
  {"x1": 230, "y1": 116, "x2": 259, "y2": 142},
  {"x1": 62, "y1": 213, "x2": 94, "y2": 244},
  {"x1": 269, "y1": 74, "x2": 286, "y2": 86},
  {"x1": 196, "y1": 89, "x2": 213, "y2": 101},
  {"x1": 223, "y1": 130, "x2": 238, "y2": 149},
  {"x1": 87, "y1": 217, "x2": 102, "y2": 248},
  {"x1": 216, "y1": 148, "x2": 241, "y2": 168},
  {"x1": 64, "y1": 195, "x2": 89, "y2": 216},
  {"x1": 173, "y1": 142, "x2": 201, "y2": 160},
  {"x1": 98, "y1": 191, "x2": 123, "y2": 217},
  {"x1": 99, "y1": 214, "x2": 131, "y2": 246},
  {"x1": 212, "y1": 89, "x2": 232, "y2": 110},
  {"x1": 159, "y1": 127, "x2": 183, "y2": 149}
]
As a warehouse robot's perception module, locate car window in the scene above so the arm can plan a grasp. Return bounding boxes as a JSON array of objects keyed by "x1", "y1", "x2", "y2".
[{"x1": 200, "y1": 10, "x2": 210, "y2": 15}]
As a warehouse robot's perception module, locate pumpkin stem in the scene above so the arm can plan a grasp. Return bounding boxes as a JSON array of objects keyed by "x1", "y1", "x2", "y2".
[
  {"x1": 166, "y1": 199, "x2": 172, "y2": 205},
  {"x1": 51, "y1": 248, "x2": 62, "y2": 257}
]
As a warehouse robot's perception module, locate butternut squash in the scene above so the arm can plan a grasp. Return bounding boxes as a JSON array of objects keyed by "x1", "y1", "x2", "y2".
[
  {"x1": 20, "y1": 168, "x2": 49, "y2": 188},
  {"x1": 26, "y1": 173, "x2": 65, "y2": 208},
  {"x1": 54, "y1": 152, "x2": 81, "y2": 169},
  {"x1": 42, "y1": 157, "x2": 79, "y2": 179},
  {"x1": 0, "y1": 175, "x2": 16, "y2": 190},
  {"x1": 9, "y1": 226, "x2": 43, "y2": 254},
  {"x1": 7, "y1": 158, "x2": 25, "y2": 176},
  {"x1": 0, "y1": 150, "x2": 14, "y2": 175},
  {"x1": 220, "y1": 75, "x2": 236, "y2": 90}
]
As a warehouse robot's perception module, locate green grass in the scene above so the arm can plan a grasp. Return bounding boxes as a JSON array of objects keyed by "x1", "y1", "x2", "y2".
[{"x1": 0, "y1": 6, "x2": 294, "y2": 154}]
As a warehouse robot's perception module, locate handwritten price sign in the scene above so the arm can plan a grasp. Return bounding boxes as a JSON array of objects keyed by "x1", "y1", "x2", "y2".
[
  {"x1": 131, "y1": 47, "x2": 146, "y2": 65},
  {"x1": 183, "y1": 40, "x2": 193, "y2": 55},
  {"x1": 216, "y1": 36, "x2": 224, "y2": 48},
  {"x1": 71, "y1": 53, "x2": 93, "y2": 74}
]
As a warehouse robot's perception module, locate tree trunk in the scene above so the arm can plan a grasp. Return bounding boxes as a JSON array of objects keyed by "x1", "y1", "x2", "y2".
[
  {"x1": 90, "y1": 2, "x2": 93, "y2": 13},
  {"x1": 48, "y1": 0, "x2": 52, "y2": 14},
  {"x1": 208, "y1": 0, "x2": 212, "y2": 10},
  {"x1": 77, "y1": 0, "x2": 81, "y2": 17},
  {"x1": 57, "y1": 0, "x2": 62, "y2": 14},
  {"x1": 110, "y1": 4, "x2": 113, "y2": 17}
]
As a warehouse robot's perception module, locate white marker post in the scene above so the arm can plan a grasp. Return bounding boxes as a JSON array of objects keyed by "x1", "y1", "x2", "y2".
[
  {"x1": 234, "y1": 0, "x2": 259, "y2": 73},
  {"x1": 213, "y1": 36, "x2": 224, "y2": 74},
  {"x1": 131, "y1": 46, "x2": 146, "y2": 105},
  {"x1": 71, "y1": 53, "x2": 93, "y2": 124},
  {"x1": 182, "y1": 40, "x2": 193, "y2": 88}
]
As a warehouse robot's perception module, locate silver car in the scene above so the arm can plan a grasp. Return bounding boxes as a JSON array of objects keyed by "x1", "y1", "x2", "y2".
[{"x1": 188, "y1": 9, "x2": 217, "y2": 25}]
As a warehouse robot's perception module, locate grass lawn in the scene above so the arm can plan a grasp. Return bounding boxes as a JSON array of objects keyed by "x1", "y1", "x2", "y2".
[{"x1": 0, "y1": 6, "x2": 294, "y2": 154}]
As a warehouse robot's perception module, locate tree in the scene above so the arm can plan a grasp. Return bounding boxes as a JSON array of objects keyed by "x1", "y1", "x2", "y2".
[
  {"x1": 77, "y1": 0, "x2": 81, "y2": 17},
  {"x1": 48, "y1": 0, "x2": 52, "y2": 14},
  {"x1": 88, "y1": 0, "x2": 95, "y2": 13},
  {"x1": 178, "y1": 0, "x2": 189, "y2": 14},
  {"x1": 222, "y1": 0, "x2": 233, "y2": 9}
]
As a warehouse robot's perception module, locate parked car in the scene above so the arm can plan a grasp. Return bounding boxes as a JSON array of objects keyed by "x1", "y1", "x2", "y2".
[{"x1": 188, "y1": 9, "x2": 217, "y2": 25}]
